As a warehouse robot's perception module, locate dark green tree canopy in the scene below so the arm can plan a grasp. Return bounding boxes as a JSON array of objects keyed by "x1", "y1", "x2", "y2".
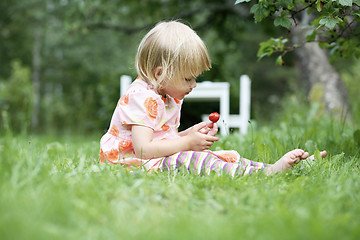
[{"x1": 236, "y1": 0, "x2": 360, "y2": 63}]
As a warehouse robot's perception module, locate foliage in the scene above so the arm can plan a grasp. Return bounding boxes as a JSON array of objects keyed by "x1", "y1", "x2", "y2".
[
  {"x1": 1, "y1": 0, "x2": 359, "y2": 134},
  {"x1": 257, "y1": 37, "x2": 288, "y2": 65},
  {"x1": 236, "y1": 0, "x2": 360, "y2": 62},
  {"x1": 1, "y1": 101, "x2": 359, "y2": 239},
  {"x1": 0, "y1": 60, "x2": 33, "y2": 133},
  {"x1": 0, "y1": 0, "x2": 301, "y2": 133}
]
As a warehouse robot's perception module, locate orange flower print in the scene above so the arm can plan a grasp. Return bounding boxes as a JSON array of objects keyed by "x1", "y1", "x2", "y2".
[
  {"x1": 99, "y1": 148, "x2": 105, "y2": 163},
  {"x1": 122, "y1": 159, "x2": 142, "y2": 170},
  {"x1": 212, "y1": 151, "x2": 240, "y2": 163},
  {"x1": 109, "y1": 124, "x2": 119, "y2": 136},
  {"x1": 161, "y1": 124, "x2": 170, "y2": 131},
  {"x1": 161, "y1": 96, "x2": 166, "y2": 103},
  {"x1": 118, "y1": 94, "x2": 129, "y2": 106},
  {"x1": 144, "y1": 97, "x2": 158, "y2": 120},
  {"x1": 106, "y1": 148, "x2": 119, "y2": 163},
  {"x1": 174, "y1": 98, "x2": 180, "y2": 104},
  {"x1": 119, "y1": 140, "x2": 133, "y2": 153}
]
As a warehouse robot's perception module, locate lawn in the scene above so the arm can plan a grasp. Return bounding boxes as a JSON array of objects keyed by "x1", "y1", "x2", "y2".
[{"x1": 1, "y1": 105, "x2": 359, "y2": 240}]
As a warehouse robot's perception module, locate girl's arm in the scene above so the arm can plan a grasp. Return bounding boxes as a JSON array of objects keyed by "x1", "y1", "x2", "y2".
[{"x1": 132, "y1": 123, "x2": 219, "y2": 159}]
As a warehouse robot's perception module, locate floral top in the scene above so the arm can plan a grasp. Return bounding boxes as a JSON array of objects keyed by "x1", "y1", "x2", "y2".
[{"x1": 100, "y1": 78, "x2": 183, "y2": 166}]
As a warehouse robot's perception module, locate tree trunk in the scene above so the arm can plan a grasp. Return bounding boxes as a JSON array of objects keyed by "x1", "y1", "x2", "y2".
[
  {"x1": 291, "y1": 16, "x2": 351, "y2": 120},
  {"x1": 31, "y1": 27, "x2": 41, "y2": 130}
]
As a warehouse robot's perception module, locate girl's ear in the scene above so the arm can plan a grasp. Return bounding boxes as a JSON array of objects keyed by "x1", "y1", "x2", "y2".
[{"x1": 154, "y1": 67, "x2": 162, "y2": 80}]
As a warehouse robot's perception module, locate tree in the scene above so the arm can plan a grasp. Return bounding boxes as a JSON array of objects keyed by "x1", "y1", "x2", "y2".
[
  {"x1": 1, "y1": 0, "x2": 140, "y2": 133},
  {"x1": 235, "y1": 0, "x2": 360, "y2": 119},
  {"x1": 4, "y1": 0, "x2": 355, "y2": 133},
  {"x1": 63, "y1": 0, "x2": 298, "y2": 123},
  {"x1": 1, "y1": 0, "x2": 48, "y2": 131},
  {"x1": 0, "y1": 61, "x2": 33, "y2": 133}
]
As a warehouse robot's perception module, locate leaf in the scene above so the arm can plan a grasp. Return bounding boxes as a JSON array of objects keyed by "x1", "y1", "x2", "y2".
[
  {"x1": 318, "y1": 42, "x2": 330, "y2": 48},
  {"x1": 257, "y1": 39, "x2": 276, "y2": 59},
  {"x1": 319, "y1": 17, "x2": 340, "y2": 29},
  {"x1": 316, "y1": 0, "x2": 323, "y2": 11},
  {"x1": 235, "y1": 0, "x2": 251, "y2": 4},
  {"x1": 275, "y1": 0, "x2": 296, "y2": 9},
  {"x1": 250, "y1": 4, "x2": 270, "y2": 22},
  {"x1": 338, "y1": 0, "x2": 353, "y2": 6},
  {"x1": 306, "y1": 29, "x2": 317, "y2": 42},
  {"x1": 354, "y1": 10, "x2": 360, "y2": 18},
  {"x1": 257, "y1": 42, "x2": 274, "y2": 59},
  {"x1": 274, "y1": 15, "x2": 291, "y2": 29},
  {"x1": 257, "y1": 38, "x2": 287, "y2": 60},
  {"x1": 275, "y1": 55, "x2": 284, "y2": 66}
]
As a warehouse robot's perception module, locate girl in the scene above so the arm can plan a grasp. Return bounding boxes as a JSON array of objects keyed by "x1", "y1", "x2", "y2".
[{"x1": 100, "y1": 21, "x2": 326, "y2": 177}]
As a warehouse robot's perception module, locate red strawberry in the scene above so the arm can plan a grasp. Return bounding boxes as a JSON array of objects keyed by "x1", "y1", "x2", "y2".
[{"x1": 209, "y1": 112, "x2": 220, "y2": 123}]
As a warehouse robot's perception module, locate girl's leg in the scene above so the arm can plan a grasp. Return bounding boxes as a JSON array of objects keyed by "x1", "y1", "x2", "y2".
[
  {"x1": 266, "y1": 149, "x2": 327, "y2": 174},
  {"x1": 240, "y1": 157, "x2": 270, "y2": 175},
  {"x1": 158, "y1": 149, "x2": 327, "y2": 176},
  {"x1": 159, "y1": 151, "x2": 269, "y2": 178}
]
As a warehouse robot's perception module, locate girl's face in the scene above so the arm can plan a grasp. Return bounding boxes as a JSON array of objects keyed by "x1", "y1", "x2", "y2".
[{"x1": 162, "y1": 75, "x2": 197, "y2": 100}]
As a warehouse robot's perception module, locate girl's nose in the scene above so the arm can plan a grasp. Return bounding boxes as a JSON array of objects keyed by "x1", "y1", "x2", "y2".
[{"x1": 190, "y1": 79, "x2": 197, "y2": 89}]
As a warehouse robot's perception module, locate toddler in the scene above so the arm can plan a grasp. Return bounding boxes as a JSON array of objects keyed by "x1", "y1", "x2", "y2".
[{"x1": 99, "y1": 21, "x2": 326, "y2": 177}]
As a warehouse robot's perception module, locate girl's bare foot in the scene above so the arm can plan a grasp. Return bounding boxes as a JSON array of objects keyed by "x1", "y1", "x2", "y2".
[{"x1": 266, "y1": 149, "x2": 327, "y2": 175}]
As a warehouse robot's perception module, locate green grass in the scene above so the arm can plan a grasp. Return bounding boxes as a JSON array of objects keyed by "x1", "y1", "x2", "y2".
[{"x1": 1, "y1": 104, "x2": 360, "y2": 239}]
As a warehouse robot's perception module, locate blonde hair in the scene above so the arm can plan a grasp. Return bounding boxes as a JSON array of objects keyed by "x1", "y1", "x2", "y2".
[{"x1": 135, "y1": 21, "x2": 211, "y2": 92}]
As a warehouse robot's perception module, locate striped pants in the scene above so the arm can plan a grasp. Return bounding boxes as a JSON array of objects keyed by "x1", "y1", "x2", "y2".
[{"x1": 158, "y1": 151, "x2": 269, "y2": 178}]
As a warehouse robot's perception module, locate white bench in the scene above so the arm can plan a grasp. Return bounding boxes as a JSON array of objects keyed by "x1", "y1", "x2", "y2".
[{"x1": 120, "y1": 75, "x2": 251, "y2": 135}]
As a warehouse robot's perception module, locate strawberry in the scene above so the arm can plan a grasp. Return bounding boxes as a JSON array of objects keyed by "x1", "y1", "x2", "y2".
[{"x1": 209, "y1": 112, "x2": 220, "y2": 123}]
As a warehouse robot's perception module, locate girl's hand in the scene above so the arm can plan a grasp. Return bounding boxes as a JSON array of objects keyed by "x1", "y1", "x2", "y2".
[
  {"x1": 185, "y1": 123, "x2": 219, "y2": 151},
  {"x1": 198, "y1": 122, "x2": 218, "y2": 136},
  {"x1": 179, "y1": 122, "x2": 210, "y2": 136},
  {"x1": 198, "y1": 122, "x2": 211, "y2": 135},
  {"x1": 207, "y1": 122, "x2": 218, "y2": 136},
  {"x1": 132, "y1": 124, "x2": 218, "y2": 159}
]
